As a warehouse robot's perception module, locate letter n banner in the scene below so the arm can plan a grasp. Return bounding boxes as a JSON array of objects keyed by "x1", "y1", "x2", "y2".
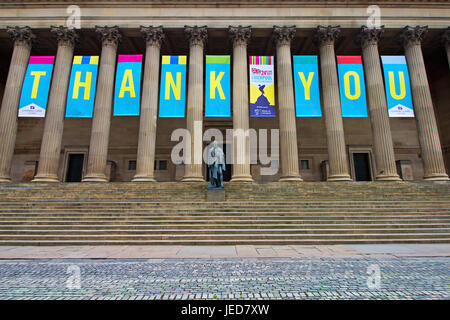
[
  {"x1": 293, "y1": 55, "x2": 321, "y2": 117},
  {"x1": 113, "y1": 54, "x2": 142, "y2": 116},
  {"x1": 205, "y1": 55, "x2": 230, "y2": 117},
  {"x1": 159, "y1": 55, "x2": 187, "y2": 118}
]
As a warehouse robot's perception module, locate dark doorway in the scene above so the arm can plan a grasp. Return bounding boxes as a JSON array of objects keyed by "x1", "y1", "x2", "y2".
[
  {"x1": 206, "y1": 143, "x2": 232, "y2": 182},
  {"x1": 66, "y1": 154, "x2": 84, "y2": 182},
  {"x1": 353, "y1": 153, "x2": 372, "y2": 181}
]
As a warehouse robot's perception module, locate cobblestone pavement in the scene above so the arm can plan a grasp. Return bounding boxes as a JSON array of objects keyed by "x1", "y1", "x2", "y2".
[{"x1": 0, "y1": 257, "x2": 448, "y2": 300}]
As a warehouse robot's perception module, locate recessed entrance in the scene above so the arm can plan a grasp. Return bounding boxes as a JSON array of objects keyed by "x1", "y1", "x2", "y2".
[
  {"x1": 352, "y1": 152, "x2": 372, "y2": 181},
  {"x1": 66, "y1": 154, "x2": 84, "y2": 182}
]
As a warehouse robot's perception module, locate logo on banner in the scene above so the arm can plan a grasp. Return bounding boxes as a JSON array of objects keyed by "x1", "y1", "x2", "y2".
[
  {"x1": 337, "y1": 56, "x2": 368, "y2": 117},
  {"x1": 113, "y1": 54, "x2": 142, "y2": 116},
  {"x1": 66, "y1": 56, "x2": 99, "y2": 118},
  {"x1": 381, "y1": 56, "x2": 414, "y2": 117},
  {"x1": 205, "y1": 55, "x2": 231, "y2": 117},
  {"x1": 159, "y1": 55, "x2": 187, "y2": 118},
  {"x1": 293, "y1": 55, "x2": 321, "y2": 117},
  {"x1": 249, "y1": 56, "x2": 276, "y2": 118},
  {"x1": 18, "y1": 56, "x2": 55, "y2": 117}
]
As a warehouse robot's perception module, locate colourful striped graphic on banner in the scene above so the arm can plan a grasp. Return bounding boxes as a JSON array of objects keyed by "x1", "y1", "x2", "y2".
[
  {"x1": 249, "y1": 56, "x2": 273, "y2": 65},
  {"x1": 205, "y1": 55, "x2": 231, "y2": 117},
  {"x1": 293, "y1": 55, "x2": 321, "y2": 117},
  {"x1": 337, "y1": 56, "x2": 368, "y2": 117},
  {"x1": 381, "y1": 56, "x2": 414, "y2": 117},
  {"x1": 113, "y1": 54, "x2": 142, "y2": 116},
  {"x1": 159, "y1": 55, "x2": 187, "y2": 117},
  {"x1": 249, "y1": 56, "x2": 276, "y2": 117},
  {"x1": 19, "y1": 56, "x2": 54, "y2": 117},
  {"x1": 66, "y1": 56, "x2": 99, "y2": 118}
]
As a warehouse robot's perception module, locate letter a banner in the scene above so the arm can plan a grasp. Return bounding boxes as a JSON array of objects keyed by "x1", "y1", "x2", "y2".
[
  {"x1": 249, "y1": 56, "x2": 275, "y2": 117},
  {"x1": 381, "y1": 56, "x2": 414, "y2": 117},
  {"x1": 205, "y1": 55, "x2": 230, "y2": 117},
  {"x1": 159, "y1": 55, "x2": 186, "y2": 118},
  {"x1": 337, "y1": 56, "x2": 368, "y2": 117},
  {"x1": 293, "y1": 55, "x2": 321, "y2": 117},
  {"x1": 19, "y1": 56, "x2": 54, "y2": 117},
  {"x1": 66, "y1": 56, "x2": 99, "y2": 118},
  {"x1": 113, "y1": 54, "x2": 142, "y2": 116}
]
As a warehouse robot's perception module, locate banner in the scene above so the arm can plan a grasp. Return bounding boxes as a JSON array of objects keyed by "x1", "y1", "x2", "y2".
[
  {"x1": 18, "y1": 56, "x2": 54, "y2": 117},
  {"x1": 159, "y1": 55, "x2": 187, "y2": 118},
  {"x1": 293, "y1": 55, "x2": 321, "y2": 117},
  {"x1": 249, "y1": 56, "x2": 275, "y2": 117},
  {"x1": 337, "y1": 56, "x2": 368, "y2": 117},
  {"x1": 205, "y1": 55, "x2": 231, "y2": 117},
  {"x1": 381, "y1": 56, "x2": 414, "y2": 117},
  {"x1": 66, "y1": 56, "x2": 99, "y2": 118},
  {"x1": 113, "y1": 54, "x2": 142, "y2": 116}
]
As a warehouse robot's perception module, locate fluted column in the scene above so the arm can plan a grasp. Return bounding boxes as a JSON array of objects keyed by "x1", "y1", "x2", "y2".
[
  {"x1": 229, "y1": 26, "x2": 253, "y2": 182},
  {"x1": 133, "y1": 26, "x2": 164, "y2": 182},
  {"x1": 400, "y1": 26, "x2": 448, "y2": 181},
  {"x1": 182, "y1": 26, "x2": 207, "y2": 182},
  {"x1": 314, "y1": 26, "x2": 351, "y2": 181},
  {"x1": 83, "y1": 26, "x2": 121, "y2": 182},
  {"x1": 357, "y1": 26, "x2": 401, "y2": 181},
  {"x1": 273, "y1": 26, "x2": 302, "y2": 181},
  {"x1": 0, "y1": 26, "x2": 35, "y2": 182},
  {"x1": 33, "y1": 26, "x2": 78, "y2": 183},
  {"x1": 442, "y1": 27, "x2": 450, "y2": 68}
]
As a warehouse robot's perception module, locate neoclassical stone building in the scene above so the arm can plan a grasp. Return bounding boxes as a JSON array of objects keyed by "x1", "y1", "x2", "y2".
[{"x1": 0, "y1": 0, "x2": 448, "y2": 183}]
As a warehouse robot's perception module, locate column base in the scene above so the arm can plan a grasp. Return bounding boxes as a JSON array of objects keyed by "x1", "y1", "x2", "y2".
[
  {"x1": 181, "y1": 176, "x2": 205, "y2": 182},
  {"x1": 375, "y1": 174, "x2": 402, "y2": 181},
  {"x1": 82, "y1": 174, "x2": 108, "y2": 183},
  {"x1": 32, "y1": 174, "x2": 60, "y2": 183},
  {"x1": 132, "y1": 175, "x2": 156, "y2": 182},
  {"x1": 230, "y1": 175, "x2": 254, "y2": 183},
  {"x1": 423, "y1": 173, "x2": 449, "y2": 182},
  {"x1": 327, "y1": 174, "x2": 352, "y2": 182},
  {"x1": 0, "y1": 177, "x2": 11, "y2": 183},
  {"x1": 279, "y1": 176, "x2": 303, "y2": 182}
]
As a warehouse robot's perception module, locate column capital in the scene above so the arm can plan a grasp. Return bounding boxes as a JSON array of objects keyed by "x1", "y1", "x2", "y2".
[
  {"x1": 228, "y1": 25, "x2": 251, "y2": 47},
  {"x1": 356, "y1": 25, "x2": 385, "y2": 47},
  {"x1": 50, "y1": 26, "x2": 78, "y2": 47},
  {"x1": 140, "y1": 25, "x2": 165, "y2": 48},
  {"x1": 95, "y1": 25, "x2": 121, "y2": 46},
  {"x1": 314, "y1": 25, "x2": 340, "y2": 47},
  {"x1": 6, "y1": 26, "x2": 36, "y2": 46},
  {"x1": 273, "y1": 26, "x2": 296, "y2": 47},
  {"x1": 441, "y1": 27, "x2": 450, "y2": 48},
  {"x1": 184, "y1": 25, "x2": 208, "y2": 47},
  {"x1": 399, "y1": 25, "x2": 428, "y2": 48}
]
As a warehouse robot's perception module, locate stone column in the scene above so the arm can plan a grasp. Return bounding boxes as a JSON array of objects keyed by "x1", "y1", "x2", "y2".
[
  {"x1": 132, "y1": 26, "x2": 164, "y2": 182},
  {"x1": 229, "y1": 25, "x2": 253, "y2": 182},
  {"x1": 442, "y1": 27, "x2": 450, "y2": 68},
  {"x1": 357, "y1": 26, "x2": 401, "y2": 181},
  {"x1": 0, "y1": 26, "x2": 35, "y2": 182},
  {"x1": 182, "y1": 26, "x2": 207, "y2": 182},
  {"x1": 400, "y1": 26, "x2": 448, "y2": 181},
  {"x1": 33, "y1": 26, "x2": 78, "y2": 183},
  {"x1": 273, "y1": 26, "x2": 302, "y2": 181},
  {"x1": 314, "y1": 26, "x2": 351, "y2": 181},
  {"x1": 83, "y1": 26, "x2": 121, "y2": 182}
]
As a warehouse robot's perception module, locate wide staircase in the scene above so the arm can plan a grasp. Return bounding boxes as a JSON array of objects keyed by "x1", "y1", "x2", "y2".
[{"x1": 0, "y1": 182, "x2": 448, "y2": 245}]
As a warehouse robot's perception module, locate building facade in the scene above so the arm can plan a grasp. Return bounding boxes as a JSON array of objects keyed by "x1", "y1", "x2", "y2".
[{"x1": 0, "y1": 0, "x2": 449, "y2": 183}]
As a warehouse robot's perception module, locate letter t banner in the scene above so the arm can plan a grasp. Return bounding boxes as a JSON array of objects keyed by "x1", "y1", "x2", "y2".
[
  {"x1": 159, "y1": 55, "x2": 187, "y2": 118},
  {"x1": 18, "y1": 56, "x2": 55, "y2": 117},
  {"x1": 205, "y1": 55, "x2": 231, "y2": 117},
  {"x1": 293, "y1": 55, "x2": 322, "y2": 117},
  {"x1": 337, "y1": 56, "x2": 368, "y2": 117},
  {"x1": 113, "y1": 54, "x2": 143, "y2": 116}
]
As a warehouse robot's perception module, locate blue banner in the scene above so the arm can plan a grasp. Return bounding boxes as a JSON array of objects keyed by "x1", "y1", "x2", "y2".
[
  {"x1": 293, "y1": 55, "x2": 321, "y2": 117},
  {"x1": 381, "y1": 56, "x2": 414, "y2": 117},
  {"x1": 159, "y1": 55, "x2": 187, "y2": 118},
  {"x1": 66, "y1": 56, "x2": 99, "y2": 118},
  {"x1": 205, "y1": 55, "x2": 231, "y2": 117},
  {"x1": 337, "y1": 56, "x2": 368, "y2": 117},
  {"x1": 113, "y1": 54, "x2": 142, "y2": 116},
  {"x1": 19, "y1": 56, "x2": 54, "y2": 117}
]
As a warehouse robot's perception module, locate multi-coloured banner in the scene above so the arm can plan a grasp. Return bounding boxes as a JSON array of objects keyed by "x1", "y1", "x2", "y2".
[
  {"x1": 159, "y1": 55, "x2": 186, "y2": 118},
  {"x1": 293, "y1": 55, "x2": 321, "y2": 117},
  {"x1": 18, "y1": 56, "x2": 54, "y2": 117},
  {"x1": 249, "y1": 56, "x2": 275, "y2": 117},
  {"x1": 381, "y1": 56, "x2": 414, "y2": 117},
  {"x1": 113, "y1": 54, "x2": 142, "y2": 116},
  {"x1": 205, "y1": 55, "x2": 231, "y2": 117},
  {"x1": 337, "y1": 56, "x2": 368, "y2": 117},
  {"x1": 66, "y1": 56, "x2": 99, "y2": 118}
]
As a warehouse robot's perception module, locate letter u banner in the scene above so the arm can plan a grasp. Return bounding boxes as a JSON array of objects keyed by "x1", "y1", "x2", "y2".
[
  {"x1": 19, "y1": 56, "x2": 55, "y2": 117},
  {"x1": 205, "y1": 55, "x2": 230, "y2": 117},
  {"x1": 337, "y1": 56, "x2": 368, "y2": 117},
  {"x1": 159, "y1": 55, "x2": 187, "y2": 118},
  {"x1": 293, "y1": 55, "x2": 321, "y2": 117},
  {"x1": 381, "y1": 56, "x2": 414, "y2": 117},
  {"x1": 249, "y1": 56, "x2": 276, "y2": 117},
  {"x1": 66, "y1": 56, "x2": 99, "y2": 118},
  {"x1": 113, "y1": 54, "x2": 142, "y2": 116}
]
